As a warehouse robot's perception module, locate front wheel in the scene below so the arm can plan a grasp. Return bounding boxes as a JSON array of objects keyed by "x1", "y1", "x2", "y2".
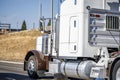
[
  {"x1": 111, "y1": 60, "x2": 120, "y2": 80},
  {"x1": 27, "y1": 56, "x2": 38, "y2": 79}
]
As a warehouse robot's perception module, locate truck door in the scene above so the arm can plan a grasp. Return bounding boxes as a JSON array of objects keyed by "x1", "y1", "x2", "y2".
[{"x1": 69, "y1": 17, "x2": 79, "y2": 53}]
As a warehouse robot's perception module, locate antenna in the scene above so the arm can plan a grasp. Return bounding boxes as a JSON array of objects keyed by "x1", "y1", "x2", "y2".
[
  {"x1": 40, "y1": 3, "x2": 42, "y2": 18},
  {"x1": 39, "y1": 0, "x2": 42, "y2": 18},
  {"x1": 58, "y1": 0, "x2": 60, "y2": 14},
  {"x1": 39, "y1": 0, "x2": 43, "y2": 30},
  {"x1": 50, "y1": 0, "x2": 54, "y2": 56},
  {"x1": 51, "y1": 0, "x2": 53, "y2": 33}
]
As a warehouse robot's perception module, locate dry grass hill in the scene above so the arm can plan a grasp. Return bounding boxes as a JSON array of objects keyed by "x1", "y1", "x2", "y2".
[{"x1": 0, "y1": 29, "x2": 41, "y2": 62}]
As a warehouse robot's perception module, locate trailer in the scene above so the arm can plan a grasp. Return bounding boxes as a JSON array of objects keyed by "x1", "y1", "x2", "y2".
[{"x1": 24, "y1": 0, "x2": 120, "y2": 80}]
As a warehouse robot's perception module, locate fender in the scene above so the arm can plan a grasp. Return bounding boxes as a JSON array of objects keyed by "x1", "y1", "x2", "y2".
[
  {"x1": 109, "y1": 57, "x2": 120, "y2": 80},
  {"x1": 24, "y1": 50, "x2": 46, "y2": 71}
]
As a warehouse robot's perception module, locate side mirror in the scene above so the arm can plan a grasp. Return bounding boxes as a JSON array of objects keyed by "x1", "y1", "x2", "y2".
[
  {"x1": 39, "y1": 19, "x2": 44, "y2": 31},
  {"x1": 39, "y1": 18, "x2": 51, "y2": 34}
]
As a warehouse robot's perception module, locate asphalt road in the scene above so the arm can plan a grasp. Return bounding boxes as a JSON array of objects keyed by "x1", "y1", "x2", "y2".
[{"x1": 0, "y1": 61, "x2": 54, "y2": 80}]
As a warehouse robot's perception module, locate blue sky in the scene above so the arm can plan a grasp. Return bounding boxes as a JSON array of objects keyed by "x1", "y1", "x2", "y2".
[{"x1": 0, "y1": 0, "x2": 60, "y2": 29}]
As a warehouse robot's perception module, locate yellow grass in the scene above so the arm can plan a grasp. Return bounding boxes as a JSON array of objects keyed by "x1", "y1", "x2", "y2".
[{"x1": 0, "y1": 29, "x2": 41, "y2": 62}]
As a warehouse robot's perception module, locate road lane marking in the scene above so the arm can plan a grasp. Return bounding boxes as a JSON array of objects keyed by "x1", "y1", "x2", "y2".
[{"x1": 0, "y1": 61, "x2": 23, "y2": 64}]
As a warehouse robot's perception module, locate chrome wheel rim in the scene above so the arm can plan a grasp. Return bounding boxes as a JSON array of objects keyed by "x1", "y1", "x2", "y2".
[
  {"x1": 116, "y1": 68, "x2": 120, "y2": 80},
  {"x1": 28, "y1": 60, "x2": 35, "y2": 74}
]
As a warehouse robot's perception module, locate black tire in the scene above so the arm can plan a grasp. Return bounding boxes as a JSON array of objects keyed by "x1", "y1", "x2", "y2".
[
  {"x1": 27, "y1": 56, "x2": 38, "y2": 79},
  {"x1": 111, "y1": 60, "x2": 120, "y2": 80}
]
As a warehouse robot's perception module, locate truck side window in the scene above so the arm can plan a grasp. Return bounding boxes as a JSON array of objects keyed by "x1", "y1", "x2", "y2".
[
  {"x1": 74, "y1": 0, "x2": 77, "y2": 5},
  {"x1": 74, "y1": 20, "x2": 76, "y2": 28}
]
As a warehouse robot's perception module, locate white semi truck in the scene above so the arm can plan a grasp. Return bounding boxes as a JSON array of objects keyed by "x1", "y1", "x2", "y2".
[{"x1": 24, "y1": 0, "x2": 120, "y2": 80}]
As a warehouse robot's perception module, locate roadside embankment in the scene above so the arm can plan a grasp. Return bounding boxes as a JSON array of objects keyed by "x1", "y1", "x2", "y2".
[{"x1": 0, "y1": 29, "x2": 41, "y2": 62}]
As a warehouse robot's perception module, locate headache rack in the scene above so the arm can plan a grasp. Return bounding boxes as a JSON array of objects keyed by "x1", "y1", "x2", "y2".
[{"x1": 89, "y1": 8, "x2": 120, "y2": 48}]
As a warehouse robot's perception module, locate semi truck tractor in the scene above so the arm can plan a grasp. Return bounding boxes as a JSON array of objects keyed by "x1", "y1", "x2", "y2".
[{"x1": 24, "y1": 0, "x2": 120, "y2": 80}]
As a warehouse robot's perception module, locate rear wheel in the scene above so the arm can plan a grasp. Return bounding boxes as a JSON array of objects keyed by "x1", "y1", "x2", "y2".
[
  {"x1": 111, "y1": 60, "x2": 120, "y2": 80},
  {"x1": 27, "y1": 56, "x2": 38, "y2": 78}
]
